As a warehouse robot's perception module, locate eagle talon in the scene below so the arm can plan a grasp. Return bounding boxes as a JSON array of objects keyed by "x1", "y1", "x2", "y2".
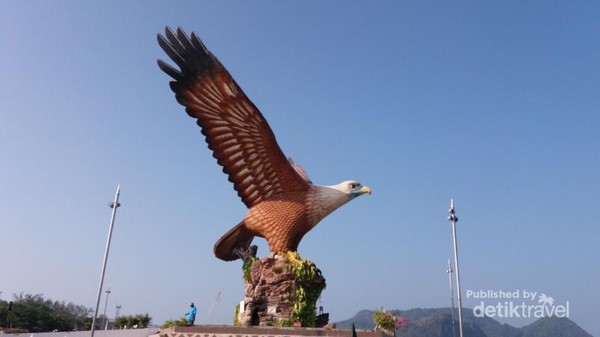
[{"x1": 234, "y1": 245, "x2": 258, "y2": 262}]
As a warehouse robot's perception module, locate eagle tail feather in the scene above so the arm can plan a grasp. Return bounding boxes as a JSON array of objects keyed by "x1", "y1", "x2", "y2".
[{"x1": 214, "y1": 220, "x2": 254, "y2": 261}]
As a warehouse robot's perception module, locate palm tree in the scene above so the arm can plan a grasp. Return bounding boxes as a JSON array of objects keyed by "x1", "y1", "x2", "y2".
[
  {"x1": 114, "y1": 316, "x2": 128, "y2": 329},
  {"x1": 135, "y1": 314, "x2": 151, "y2": 328}
]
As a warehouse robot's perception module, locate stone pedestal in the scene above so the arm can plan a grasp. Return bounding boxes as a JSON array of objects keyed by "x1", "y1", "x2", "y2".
[
  {"x1": 239, "y1": 254, "x2": 326, "y2": 327},
  {"x1": 154, "y1": 325, "x2": 385, "y2": 337}
]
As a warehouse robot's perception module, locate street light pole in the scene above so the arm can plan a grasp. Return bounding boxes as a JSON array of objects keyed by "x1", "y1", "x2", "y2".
[
  {"x1": 91, "y1": 185, "x2": 121, "y2": 337},
  {"x1": 103, "y1": 286, "x2": 111, "y2": 330},
  {"x1": 115, "y1": 304, "x2": 122, "y2": 318},
  {"x1": 446, "y1": 259, "x2": 456, "y2": 337},
  {"x1": 448, "y1": 198, "x2": 464, "y2": 337}
]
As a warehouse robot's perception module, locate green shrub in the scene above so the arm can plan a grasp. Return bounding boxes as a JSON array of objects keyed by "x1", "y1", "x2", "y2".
[
  {"x1": 284, "y1": 252, "x2": 326, "y2": 327},
  {"x1": 160, "y1": 317, "x2": 188, "y2": 329}
]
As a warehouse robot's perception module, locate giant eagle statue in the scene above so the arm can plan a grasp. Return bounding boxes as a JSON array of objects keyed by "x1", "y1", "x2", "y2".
[{"x1": 157, "y1": 27, "x2": 371, "y2": 262}]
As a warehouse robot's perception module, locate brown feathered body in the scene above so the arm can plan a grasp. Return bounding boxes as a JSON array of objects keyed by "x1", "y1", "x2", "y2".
[
  {"x1": 222, "y1": 186, "x2": 354, "y2": 260},
  {"x1": 157, "y1": 27, "x2": 370, "y2": 261}
]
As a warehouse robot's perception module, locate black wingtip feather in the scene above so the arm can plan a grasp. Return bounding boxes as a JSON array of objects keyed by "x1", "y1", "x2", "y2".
[
  {"x1": 157, "y1": 34, "x2": 185, "y2": 67},
  {"x1": 190, "y1": 32, "x2": 205, "y2": 51},
  {"x1": 157, "y1": 26, "x2": 217, "y2": 81},
  {"x1": 157, "y1": 59, "x2": 183, "y2": 81},
  {"x1": 164, "y1": 26, "x2": 178, "y2": 45},
  {"x1": 176, "y1": 27, "x2": 194, "y2": 50}
]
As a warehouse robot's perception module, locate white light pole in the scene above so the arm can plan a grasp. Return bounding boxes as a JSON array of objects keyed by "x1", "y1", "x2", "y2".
[
  {"x1": 91, "y1": 185, "x2": 121, "y2": 337},
  {"x1": 115, "y1": 304, "x2": 122, "y2": 318},
  {"x1": 103, "y1": 286, "x2": 111, "y2": 330},
  {"x1": 448, "y1": 198, "x2": 464, "y2": 337},
  {"x1": 446, "y1": 259, "x2": 456, "y2": 337}
]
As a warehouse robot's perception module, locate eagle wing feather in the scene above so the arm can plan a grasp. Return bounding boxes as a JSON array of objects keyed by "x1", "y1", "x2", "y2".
[{"x1": 157, "y1": 27, "x2": 310, "y2": 208}]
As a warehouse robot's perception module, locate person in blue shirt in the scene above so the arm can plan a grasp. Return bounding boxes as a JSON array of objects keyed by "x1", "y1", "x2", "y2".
[{"x1": 186, "y1": 302, "x2": 197, "y2": 325}]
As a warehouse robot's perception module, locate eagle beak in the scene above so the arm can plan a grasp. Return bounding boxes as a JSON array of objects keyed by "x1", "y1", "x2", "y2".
[{"x1": 358, "y1": 185, "x2": 372, "y2": 195}]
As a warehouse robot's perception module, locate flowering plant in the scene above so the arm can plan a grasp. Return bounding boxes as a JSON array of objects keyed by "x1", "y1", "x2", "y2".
[
  {"x1": 395, "y1": 316, "x2": 409, "y2": 329},
  {"x1": 373, "y1": 308, "x2": 409, "y2": 335}
]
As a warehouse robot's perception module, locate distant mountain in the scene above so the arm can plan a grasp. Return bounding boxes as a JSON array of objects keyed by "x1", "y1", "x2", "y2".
[
  {"x1": 395, "y1": 313, "x2": 487, "y2": 337},
  {"x1": 520, "y1": 316, "x2": 593, "y2": 337},
  {"x1": 335, "y1": 308, "x2": 592, "y2": 337}
]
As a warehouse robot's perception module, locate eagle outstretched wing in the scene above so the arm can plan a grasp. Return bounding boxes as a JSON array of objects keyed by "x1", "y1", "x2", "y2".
[{"x1": 157, "y1": 27, "x2": 310, "y2": 208}]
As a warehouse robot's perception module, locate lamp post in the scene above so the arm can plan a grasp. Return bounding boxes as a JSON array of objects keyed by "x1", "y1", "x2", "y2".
[
  {"x1": 103, "y1": 286, "x2": 111, "y2": 330},
  {"x1": 446, "y1": 259, "x2": 456, "y2": 337},
  {"x1": 448, "y1": 198, "x2": 464, "y2": 337},
  {"x1": 91, "y1": 185, "x2": 121, "y2": 337}
]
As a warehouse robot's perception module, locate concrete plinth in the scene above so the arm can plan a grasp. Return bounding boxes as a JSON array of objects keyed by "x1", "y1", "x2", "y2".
[{"x1": 154, "y1": 325, "x2": 384, "y2": 337}]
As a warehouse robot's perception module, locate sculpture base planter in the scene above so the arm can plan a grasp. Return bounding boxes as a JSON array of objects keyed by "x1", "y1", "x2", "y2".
[{"x1": 238, "y1": 253, "x2": 326, "y2": 327}]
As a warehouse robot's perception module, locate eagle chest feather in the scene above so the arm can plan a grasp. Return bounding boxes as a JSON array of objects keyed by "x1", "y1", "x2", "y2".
[
  {"x1": 244, "y1": 192, "x2": 311, "y2": 253},
  {"x1": 244, "y1": 187, "x2": 350, "y2": 253}
]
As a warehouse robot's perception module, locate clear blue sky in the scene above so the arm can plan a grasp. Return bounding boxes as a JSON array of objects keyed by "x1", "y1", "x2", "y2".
[{"x1": 1, "y1": 1, "x2": 598, "y2": 336}]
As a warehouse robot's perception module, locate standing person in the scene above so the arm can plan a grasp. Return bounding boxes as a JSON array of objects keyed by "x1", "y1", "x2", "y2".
[{"x1": 186, "y1": 302, "x2": 197, "y2": 325}]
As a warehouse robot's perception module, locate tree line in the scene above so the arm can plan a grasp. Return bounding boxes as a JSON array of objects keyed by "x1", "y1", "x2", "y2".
[
  {"x1": 0, "y1": 293, "x2": 93, "y2": 332},
  {"x1": 0, "y1": 292, "x2": 151, "y2": 332}
]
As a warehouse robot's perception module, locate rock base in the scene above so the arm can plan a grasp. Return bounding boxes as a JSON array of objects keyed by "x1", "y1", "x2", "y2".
[{"x1": 239, "y1": 254, "x2": 326, "y2": 327}]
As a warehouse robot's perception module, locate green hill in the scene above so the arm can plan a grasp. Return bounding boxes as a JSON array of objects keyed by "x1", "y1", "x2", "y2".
[{"x1": 520, "y1": 316, "x2": 593, "y2": 337}]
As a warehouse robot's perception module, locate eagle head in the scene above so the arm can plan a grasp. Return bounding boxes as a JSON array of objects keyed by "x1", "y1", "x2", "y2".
[{"x1": 334, "y1": 180, "x2": 372, "y2": 198}]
